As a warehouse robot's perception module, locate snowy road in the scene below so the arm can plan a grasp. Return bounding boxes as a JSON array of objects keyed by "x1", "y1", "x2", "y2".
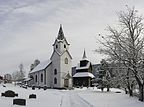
[{"x1": 61, "y1": 91, "x2": 94, "y2": 107}]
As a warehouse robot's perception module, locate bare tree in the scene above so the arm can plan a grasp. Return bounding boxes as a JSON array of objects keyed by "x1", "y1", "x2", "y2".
[
  {"x1": 12, "y1": 63, "x2": 25, "y2": 81},
  {"x1": 96, "y1": 7, "x2": 144, "y2": 101},
  {"x1": 19, "y1": 63, "x2": 25, "y2": 80}
]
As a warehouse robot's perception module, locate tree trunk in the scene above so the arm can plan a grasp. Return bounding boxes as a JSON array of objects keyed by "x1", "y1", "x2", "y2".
[
  {"x1": 139, "y1": 85, "x2": 144, "y2": 102},
  {"x1": 134, "y1": 75, "x2": 144, "y2": 102},
  {"x1": 129, "y1": 89, "x2": 133, "y2": 97},
  {"x1": 127, "y1": 85, "x2": 133, "y2": 97},
  {"x1": 107, "y1": 85, "x2": 110, "y2": 92},
  {"x1": 126, "y1": 78, "x2": 133, "y2": 97},
  {"x1": 125, "y1": 88, "x2": 128, "y2": 94},
  {"x1": 101, "y1": 87, "x2": 104, "y2": 92}
]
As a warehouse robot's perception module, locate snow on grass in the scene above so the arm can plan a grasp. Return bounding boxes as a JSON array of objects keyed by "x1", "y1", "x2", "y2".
[
  {"x1": 0, "y1": 84, "x2": 143, "y2": 107},
  {"x1": 0, "y1": 84, "x2": 62, "y2": 107},
  {"x1": 78, "y1": 87, "x2": 144, "y2": 107}
]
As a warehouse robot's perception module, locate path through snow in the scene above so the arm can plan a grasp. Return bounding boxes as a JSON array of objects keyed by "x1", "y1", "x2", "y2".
[{"x1": 61, "y1": 91, "x2": 94, "y2": 107}]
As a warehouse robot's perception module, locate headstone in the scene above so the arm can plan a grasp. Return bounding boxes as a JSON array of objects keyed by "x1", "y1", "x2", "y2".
[
  {"x1": 29, "y1": 94, "x2": 36, "y2": 99},
  {"x1": 32, "y1": 86, "x2": 35, "y2": 90},
  {"x1": 43, "y1": 86, "x2": 47, "y2": 90},
  {"x1": 2, "y1": 90, "x2": 18, "y2": 97},
  {"x1": 13, "y1": 99, "x2": 26, "y2": 106}
]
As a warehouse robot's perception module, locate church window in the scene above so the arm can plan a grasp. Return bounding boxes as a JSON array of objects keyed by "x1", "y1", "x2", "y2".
[
  {"x1": 54, "y1": 69, "x2": 57, "y2": 75},
  {"x1": 35, "y1": 75, "x2": 37, "y2": 82},
  {"x1": 30, "y1": 75, "x2": 34, "y2": 79},
  {"x1": 64, "y1": 44, "x2": 66, "y2": 48},
  {"x1": 41, "y1": 74, "x2": 43, "y2": 82},
  {"x1": 54, "y1": 78, "x2": 57, "y2": 84},
  {"x1": 65, "y1": 58, "x2": 68, "y2": 64},
  {"x1": 56, "y1": 45, "x2": 58, "y2": 49}
]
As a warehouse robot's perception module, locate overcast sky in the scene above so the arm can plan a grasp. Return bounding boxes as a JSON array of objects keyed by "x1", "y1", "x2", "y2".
[{"x1": 0, "y1": 0, "x2": 144, "y2": 75}]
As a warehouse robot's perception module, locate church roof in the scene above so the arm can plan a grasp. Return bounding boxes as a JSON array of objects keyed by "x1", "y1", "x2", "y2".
[
  {"x1": 82, "y1": 49, "x2": 87, "y2": 59},
  {"x1": 76, "y1": 61, "x2": 91, "y2": 70},
  {"x1": 57, "y1": 25, "x2": 65, "y2": 40},
  {"x1": 73, "y1": 72, "x2": 95, "y2": 78},
  {"x1": 62, "y1": 73, "x2": 72, "y2": 79},
  {"x1": 52, "y1": 25, "x2": 70, "y2": 46},
  {"x1": 30, "y1": 60, "x2": 52, "y2": 73},
  {"x1": 80, "y1": 49, "x2": 88, "y2": 61}
]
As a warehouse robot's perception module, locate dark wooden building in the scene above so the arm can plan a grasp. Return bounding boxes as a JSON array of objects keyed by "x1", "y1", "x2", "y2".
[{"x1": 73, "y1": 50, "x2": 95, "y2": 87}]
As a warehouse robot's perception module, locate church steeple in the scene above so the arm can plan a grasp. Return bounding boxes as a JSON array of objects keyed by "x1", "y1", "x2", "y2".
[
  {"x1": 52, "y1": 25, "x2": 70, "y2": 55},
  {"x1": 82, "y1": 49, "x2": 87, "y2": 59},
  {"x1": 57, "y1": 24, "x2": 65, "y2": 40}
]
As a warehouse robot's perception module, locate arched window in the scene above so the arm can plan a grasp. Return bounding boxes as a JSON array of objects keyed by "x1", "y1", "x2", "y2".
[
  {"x1": 54, "y1": 69, "x2": 57, "y2": 75},
  {"x1": 65, "y1": 58, "x2": 68, "y2": 64},
  {"x1": 64, "y1": 44, "x2": 66, "y2": 48},
  {"x1": 54, "y1": 78, "x2": 57, "y2": 84},
  {"x1": 56, "y1": 45, "x2": 58, "y2": 49},
  {"x1": 35, "y1": 75, "x2": 37, "y2": 82},
  {"x1": 41, "y1": 74, "x2": 43, "y2": 82},
  {"x1": 30, "y1": 75, "x2": 34, "y2": 79}
]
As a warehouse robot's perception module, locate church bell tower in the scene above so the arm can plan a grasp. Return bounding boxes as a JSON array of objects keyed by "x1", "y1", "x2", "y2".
[{"x1": 50, "y1": 25, "x2": 72, "y2": 88}]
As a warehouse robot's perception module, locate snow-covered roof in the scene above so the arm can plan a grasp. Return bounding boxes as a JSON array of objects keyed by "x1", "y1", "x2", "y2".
[
  {"x1": 76, "y1": 62, "x2": 90, "y2": 70},
  {"x1": 23, "y1": 78, "x2": 32, "y2": 81},
  {"x1": 73, "y1": 72, "x2": 95, "y2": 78},
  {"x1": 30, "y1": 60, "x2": 52, "y2": 73}
]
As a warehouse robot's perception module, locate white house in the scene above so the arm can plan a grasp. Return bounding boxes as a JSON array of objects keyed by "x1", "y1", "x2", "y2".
[{"x1": 29, "y1": 25, "x2": 72, "y2": 88}]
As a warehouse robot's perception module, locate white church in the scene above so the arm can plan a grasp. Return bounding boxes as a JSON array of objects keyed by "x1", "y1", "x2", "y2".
[{"x1": 29, "y1": 25, "x2": 72, "y2": 88}]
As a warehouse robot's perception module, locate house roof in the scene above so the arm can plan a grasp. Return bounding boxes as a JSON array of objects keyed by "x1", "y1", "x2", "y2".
[
  {"x1": 30, "y1": 60, "x2": 52, "y2": 73},
  {"x1": 73, "y1": 72, "x2": 95, "y2": 78},
  {"x1": 76, "y1": 61, "x2": 91, "y2": 70}
]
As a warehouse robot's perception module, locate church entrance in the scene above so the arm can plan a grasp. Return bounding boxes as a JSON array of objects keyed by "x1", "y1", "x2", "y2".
[{"x1": 64, "y1": 79, "x2": 69, "y2": 87}]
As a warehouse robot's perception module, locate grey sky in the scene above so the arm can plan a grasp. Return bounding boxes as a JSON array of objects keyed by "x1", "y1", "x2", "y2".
[{"x1": 0, "y1": 0, "x2": 144, "y2": 75}]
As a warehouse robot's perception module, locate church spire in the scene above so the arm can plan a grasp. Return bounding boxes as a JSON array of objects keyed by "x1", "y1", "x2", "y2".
[
  {"x1": 57, "y1": 24, "x2": 65, "y2": 40},
  {"x1": 82, "y1": 49, "x2": 87, "y2": 59}
]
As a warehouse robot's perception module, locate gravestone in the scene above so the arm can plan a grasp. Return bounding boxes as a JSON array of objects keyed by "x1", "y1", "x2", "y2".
[
  {"x1": 29, "y1": 94, "x2": 36, "y2": 99},
  {"x1": 13, "y1": 99, "x2": 26, "y2": 106}
]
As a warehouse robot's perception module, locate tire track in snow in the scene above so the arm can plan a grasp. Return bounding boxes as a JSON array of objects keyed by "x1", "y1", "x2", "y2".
[{"x1": 68, "y1": 91, "x2": 95, "y2": 107}]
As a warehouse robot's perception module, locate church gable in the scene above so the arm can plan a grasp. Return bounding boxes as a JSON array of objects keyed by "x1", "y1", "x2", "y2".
[{"x1": 61, "y1": 50, "x2": 72, "y2": 59}]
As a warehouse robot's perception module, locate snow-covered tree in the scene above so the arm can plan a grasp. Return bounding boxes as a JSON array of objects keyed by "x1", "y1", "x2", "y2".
[
  {"x1": 30, "y1": 59, "x2": 40, "y2": 71},
  {"x1": 12, "y1": 63, "x2": 25, "y2": 81},
  {"x1": 96, "y1": 7, "x2": 144, "y2": 101},
  {"x1": 96, "y1": 59, "x2": 113, "y2": 92}
]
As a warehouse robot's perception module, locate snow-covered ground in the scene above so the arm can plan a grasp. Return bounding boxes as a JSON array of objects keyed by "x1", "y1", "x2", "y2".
[{"x1": 0, "y1": 84, "x2": 143, "y2": 107}]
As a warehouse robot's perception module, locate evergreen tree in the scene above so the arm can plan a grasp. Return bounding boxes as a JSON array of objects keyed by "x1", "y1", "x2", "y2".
[{"x1": 96, "y1": 59, "x2": 112, "y2": 91}]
